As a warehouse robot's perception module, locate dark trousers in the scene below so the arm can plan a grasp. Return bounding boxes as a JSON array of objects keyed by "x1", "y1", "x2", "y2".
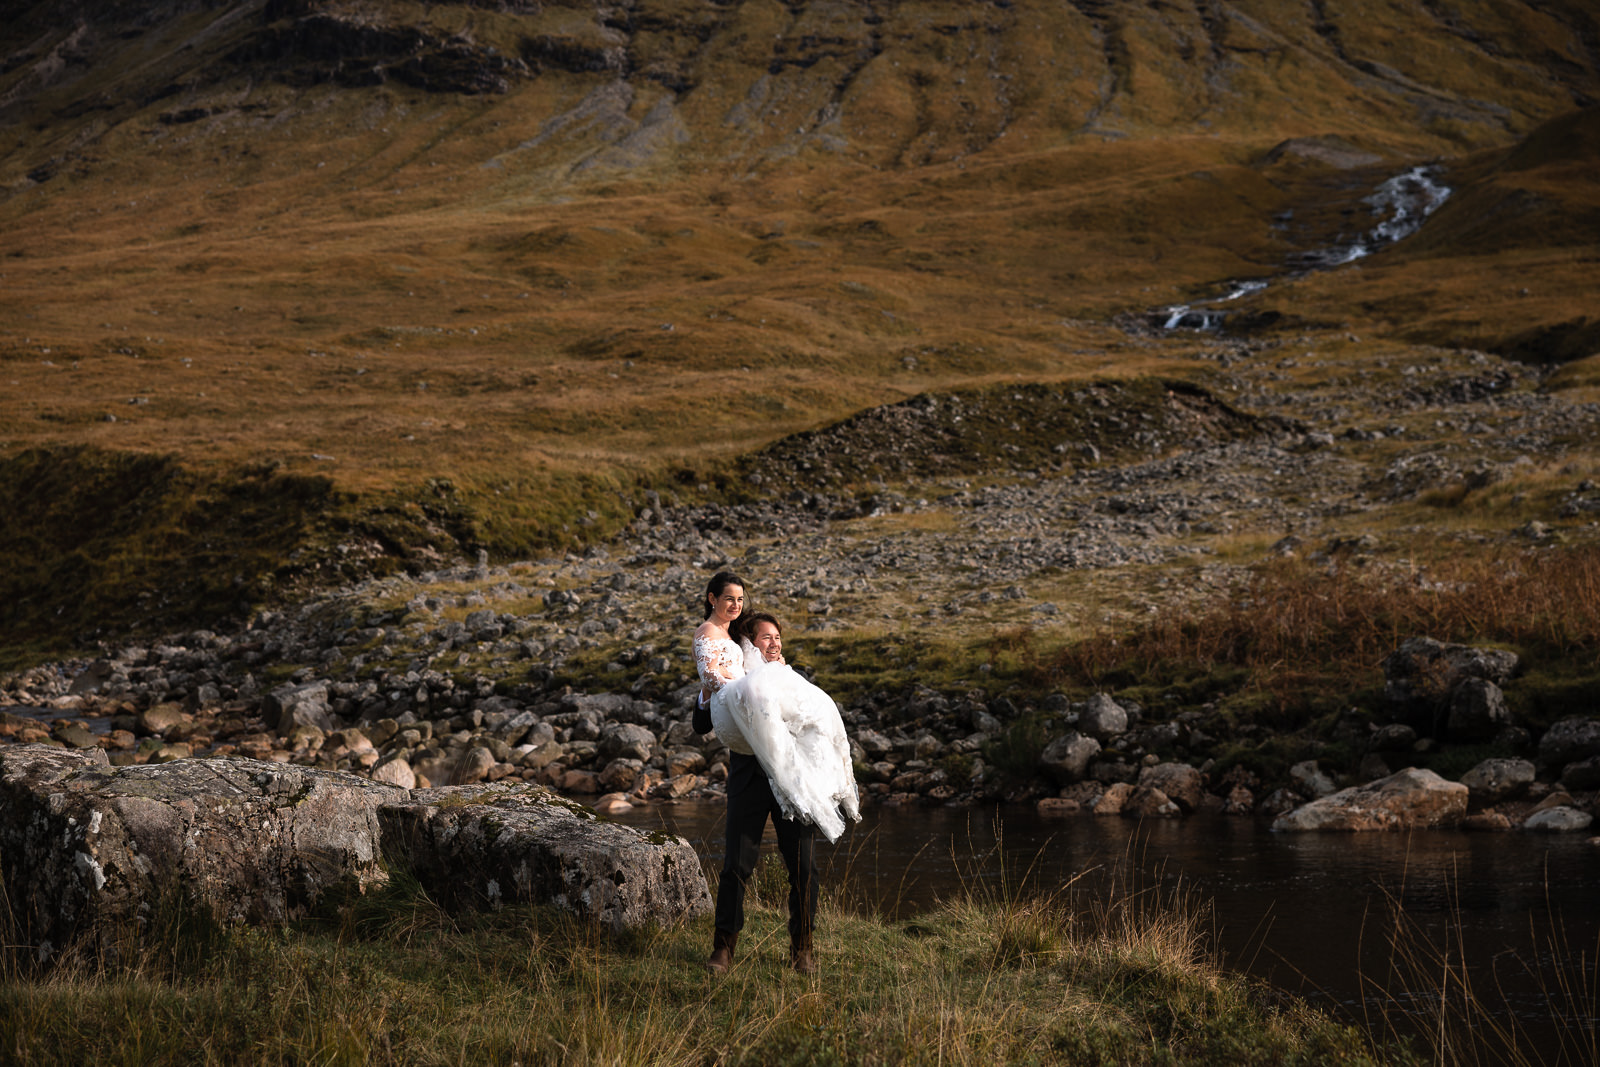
[{"x1": 716, "y1": 752, "x2": 817, "y2": 946}]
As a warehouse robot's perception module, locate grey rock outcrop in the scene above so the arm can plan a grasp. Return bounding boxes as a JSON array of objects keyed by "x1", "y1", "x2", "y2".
[
  {"x1": 262, "y1": 680, "x2": 335, "y2": 733},
  {"x1": 1446, "y1": 678, "x2": 1511, "y2": 742},
  {"x1": 1288, "y1": 760, "x2": 1337, "y2": 799},
  {"x1": 1039, "y1": 732, "x2": 1100, "y2": 783},
  {"x1": 1539, "y1": 717, "x2": 1600, "y2": 769},
  {"x1": 1382, "y1": 637, "x2": 1518, "y2": 738},
  {"x1": 1138, "y1": 762, "x2": 1204, "y2": 812},
  {"x1": 383, "y1": 784, "x2": 710, "y2": 932},
  {"x1": 0, "y1": 745, "x2": 710, "y2": 960},
  {"x1": 1271, "y1": 767, "x2": 1468, "y2": 832},
  {"x1": 1079, "y1": 693, "x2": 1128, "y2": 741},
  {"x1": 1521, "y1": 806, "x2": 1593, "y2": 833},
  {"x1": 0, "y1": 744, "x2": 392, "y2": 960},
  {"x1": 1459, "y1": 757, "x2": 1536, "y2": 805}
]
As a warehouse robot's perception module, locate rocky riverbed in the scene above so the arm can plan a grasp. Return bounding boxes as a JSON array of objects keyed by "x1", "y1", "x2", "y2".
[{"x1": 4, "y1": 340, "x2": 1599, "y2": 836}]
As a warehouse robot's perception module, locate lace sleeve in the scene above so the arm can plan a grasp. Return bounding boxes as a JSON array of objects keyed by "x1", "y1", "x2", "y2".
[{"x1": 694, "y1": 636, "x2": 741, "y2": 693}]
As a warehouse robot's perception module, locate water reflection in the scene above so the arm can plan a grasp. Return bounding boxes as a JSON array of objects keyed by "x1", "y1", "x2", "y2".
[{"x1": 614, "y1": 800, "x2": 1598, "y2": 1057}]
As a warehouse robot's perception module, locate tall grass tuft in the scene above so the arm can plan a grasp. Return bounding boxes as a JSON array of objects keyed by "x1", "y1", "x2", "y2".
[{"x1": 1362, "y1": 866, "x2": 1599, "y2": 1067}]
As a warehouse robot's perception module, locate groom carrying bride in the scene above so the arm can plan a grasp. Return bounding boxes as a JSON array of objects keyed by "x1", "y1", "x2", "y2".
[{"x1": 691, "y1": 573, "x2": 859, "y2": 977}]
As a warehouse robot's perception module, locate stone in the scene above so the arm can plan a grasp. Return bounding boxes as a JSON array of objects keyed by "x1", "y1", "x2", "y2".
[
  {"x1": 262, "y1": 681, "x2": 335, "y2": 734},
  {"x1": 390, "y1": 783, "x2": 711, "y2": 932},
  {"x1": 592, "y1": 792, "x2": 634, "y2": 816},
  {"x1": 1369, "y1": 723, "x2": 1417, "y2": 752},
  {"x1": 1446, "y1": 678, "x2": 1511, "y2": 742},
  {"x1": 1288, "y1": 760, "x2": 1337, "y2": 799},
  {"x1": 1222, "y1": 784, "x2": 1255, "y2": 816},
  {"x1": 1560, "y1": 756, "x2": 1600, "y2": 792},
  {"x1": 1462, "y1": 811, "x2": 1512, "y2": 832},
  {"x1": 1036, "y1": 797, "x2": 1081, "y2": 817},
  {"x1": 1382, "y1": 637, "x2": 1518, "y2": 736},
  {"x1": 1356, "y1": 753, "x2": 1391, "y2": 781},
  {"x1": 1254, "y1": 790, "x2": 1305, "y2": 825},
  {"x1": 1122, "y1": 785, "x2": 1181, "y2": 819},
  {"x1": 1522, "y1": 807, "x2": 1594, "y2": 833},
  {"x1": 1092, "y1": 781, "x2": 1134, "y2": 815},
  {"x1": 1137, "y1": 763, "x2": 1204, "y2": 812},
  {"x1": 0, "y1": 745, "x2": 390, "y2": 960},
  {"x1": 136, "y1": 702, "x2": 187, "y2": 736},
  {"x1": 0, "y1": 745, "x2": 711, "y2": 958},
  {"x1": 1079, "y1": 693, "x2": 1128, "y2": 741},
  {"x1": 371, "y1": 757, "x2": 417, "y2": 789},
  {"x1": 1539, "y1": 718, "x2": 1600, "y2": 769},
  {"x1": 456, "y1": 746, "x2": 497, "y2": 785},
  {"x1": 53, "y1": 723, "x2": 98, "y2": 750},
  {"x1": 560, "y1": 769, "x2": 601, "y2": 794},
  {"x1": 1271, "y1": 768, "x2": 1468, "y2": 832},
  {"x1": 599, "y1": 722, "x2": 656, "y2": 762},
  {"x1": 598, "y1": 758, "x2": 644, "y2": 792},
  {"x1": 1038, "y1": 732, "x2": 1100, "y2": 783},
  {"x1": 1459, "y1": 758, "x2": 1536, "y2": 804}
]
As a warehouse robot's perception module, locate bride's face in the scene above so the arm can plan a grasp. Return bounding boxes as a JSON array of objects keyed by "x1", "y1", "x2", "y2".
[{"x1": 708, "y1": 584, "x2": 744, "y2": 626}]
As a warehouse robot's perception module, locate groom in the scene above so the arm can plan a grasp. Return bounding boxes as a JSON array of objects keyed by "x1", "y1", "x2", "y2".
[{"x1": 696, "y1": 612, "x2": 818, "y2": 975}]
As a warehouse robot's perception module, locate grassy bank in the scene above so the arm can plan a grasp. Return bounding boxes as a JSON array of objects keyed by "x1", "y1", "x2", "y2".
[{"x1": 0, "y1": 864, "x2": 1396, "y2": 1067}]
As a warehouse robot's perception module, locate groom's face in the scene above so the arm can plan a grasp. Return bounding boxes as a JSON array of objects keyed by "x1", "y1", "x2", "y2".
[{"x1": 750, "y1": 621, "x2": 783, "y2": 661}]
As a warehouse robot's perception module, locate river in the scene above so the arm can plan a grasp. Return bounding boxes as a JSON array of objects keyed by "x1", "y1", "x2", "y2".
[{"x1": 613, "y1": 799, "x2": 1598, "y2": 1062}]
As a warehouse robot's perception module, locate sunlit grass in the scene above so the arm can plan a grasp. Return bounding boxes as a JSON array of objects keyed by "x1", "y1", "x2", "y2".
[{"x1": 0, "y1": 857, "x2": 1401, "y2": 1067}]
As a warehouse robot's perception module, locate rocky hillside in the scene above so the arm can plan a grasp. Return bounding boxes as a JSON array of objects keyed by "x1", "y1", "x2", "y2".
[{"x1": 0, "y1": 0, "x2": 1597, "y2": 659}]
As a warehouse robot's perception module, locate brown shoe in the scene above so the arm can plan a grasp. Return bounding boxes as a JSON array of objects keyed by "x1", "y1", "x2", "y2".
[
  {"x1": 705, "y1": 930, "x2": 737, "y2": 975},
  {"x1": 791, "y1": 948, "x2": 816, "y2": 974}
]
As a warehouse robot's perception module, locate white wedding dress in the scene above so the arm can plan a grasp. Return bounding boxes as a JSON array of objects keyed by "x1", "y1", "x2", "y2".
[{"x1": 693, "y1": 635, "x2": 861, "y2": 843}]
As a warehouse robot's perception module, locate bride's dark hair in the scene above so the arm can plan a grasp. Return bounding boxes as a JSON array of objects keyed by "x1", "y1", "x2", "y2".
[{"x1": 702, "y1": 571, "x2": 747, "y2": 619}]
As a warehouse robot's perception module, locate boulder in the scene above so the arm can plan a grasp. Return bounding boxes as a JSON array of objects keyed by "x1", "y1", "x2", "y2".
[
  {"x1": 388, "y1": 783, "x2": 710, "y2": 931},
  {"x1": 1222, "y1": 784, "x2": 1255, "y2": 816},
  {"x1": 1122, "y1": 786, "x2": 1181, "y2": 819},
  {"x1": 1092, "y1": 781, "x2": 1134, "y2": 815},
  {"x1": 1271, "y1": 768, "x2": 1468, "y2": 832},
  {"x1": 1462, "y1": 811, "x2": 1512, "y2": 832},
  {"x1": 0, "y1": 745, "x2": 711, "y2": 959},
  {"x1": 262, "y1": 681, "x2": 335, "y2": 733},
  {"x1": 135, "y1": 702, "x2": 187, "y2": 736},
  {"x1": 1036, "y1": 797, "x2": 1081, "y2": 817},
  {"x1": 1446, "y1": 679, "x2": 1511, "y2": 742},
  {"x1": 371, "y1": 757, "x2": 417, "y2": 789},
  {"x1": 1459, "y1": 758, "x2": 1536, "y2": 805},
  {"x1": 1522, "y1": 807, "x2": 1594, "y2": 833},
  {"x1": 598, "y1": 758, "x2": 644, "y2": 792},
  {"x1": 1288, "y1": 760, "x2": 1337, "y2": 799},
  {"x1": 598, "y1": 722, "x2": 656, "y2": 762},
  {"x1": 1369, "y1": 723, "x2": 1417, "y2": 752},
  {"x1": 1137, "y1": 763, "x2": 1204, "y2": 812},
  {"x1": 0, "y1": 745, "x2": 391, "y2": 960},
  {"x1": 1258, "y1": 788, "x2": 1305, "y2": 819},
  {"x1": 1382, "y1": 638, "x2": 1518, "y2": 737},
  {"x1": 1560, "y1": 756, "x2": 1600, "y2": 792},
  {"x1": 1038, "y1": 732, "x2": 1100, "y2": 783},
  {"x1": 1539, "y1": 718, "x2": 1600, "y2": 769},
  {"x1": 1079, "y1": 693, "x2": 1128, "y2": 741}
]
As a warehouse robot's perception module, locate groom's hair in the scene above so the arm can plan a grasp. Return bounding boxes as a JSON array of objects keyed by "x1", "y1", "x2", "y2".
[{"x1": 734, "y1": 611, "x2": 782, "y2": 641}]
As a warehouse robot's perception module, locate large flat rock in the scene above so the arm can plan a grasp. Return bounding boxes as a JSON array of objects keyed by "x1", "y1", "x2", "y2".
[
  {"x1": 0, "y1": 745, "x2": 709, "y2": 960},
  {"x1": 1270, "y1": 767, "x2": 1468, "y2": 832}
]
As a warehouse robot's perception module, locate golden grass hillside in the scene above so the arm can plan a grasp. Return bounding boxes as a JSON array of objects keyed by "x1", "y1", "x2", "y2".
[{"x1": 1, "y1": 0, "x2": 1598, "y2": 652}]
